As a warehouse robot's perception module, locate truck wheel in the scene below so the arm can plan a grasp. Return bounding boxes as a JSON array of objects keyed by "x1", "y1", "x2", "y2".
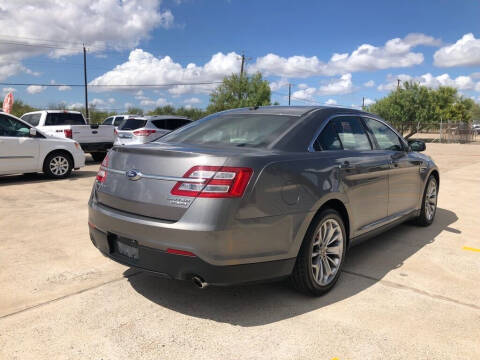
[
  {"x1": 91, "y1": 152, "x2": 106, "y2": 162},
  {"x1": 290, "y1": 209, "x2": 347, "y2": 296},
  {"x1": 43, "y1": 152, "x2": 73, "y2": 179}
]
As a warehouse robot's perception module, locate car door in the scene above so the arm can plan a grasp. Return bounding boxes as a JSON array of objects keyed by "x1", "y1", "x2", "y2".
[
  {"x1": 362, "y1": 117, "x2": 421, "y2": 216},
  {"x1": 314, "y1": 116, "x2": 390, "y2": 235},
  {"x1": 0, "y1": 114, "x2": 39, "y2": 174}
]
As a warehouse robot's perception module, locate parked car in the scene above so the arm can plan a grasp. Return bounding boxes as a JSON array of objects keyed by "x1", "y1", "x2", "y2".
[
  {"x1": 114, "y1": 115, "x2": 192, "y2": 146},
  {"x1": 472, "y1": 123, "x2": 480, "y2": 135},
  {"x1": 21, "y1": 110, "x2": 114, "y2": 162},
  {"x1": 102, "y1": 114, "x2": 139, "y2": 129},
  {"x1": 0, "y1": 112, "x2": 85, "y2": 178},
  {"x1": 88, "y1": 106, "x2": 439, "y2": 296}
]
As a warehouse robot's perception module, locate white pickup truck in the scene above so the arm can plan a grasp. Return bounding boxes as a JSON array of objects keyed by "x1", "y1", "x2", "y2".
[{"x1": 21, "y1": 110, "x2": 114, "y2": 161}]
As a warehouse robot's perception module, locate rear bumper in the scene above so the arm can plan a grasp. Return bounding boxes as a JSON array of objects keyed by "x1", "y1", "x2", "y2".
[
  {"x1": 80, "y1": 142, "x2": 113, "y2": 153},
  {"x1": 89, "y1": 224, "x2": 295, "y2": 286}
]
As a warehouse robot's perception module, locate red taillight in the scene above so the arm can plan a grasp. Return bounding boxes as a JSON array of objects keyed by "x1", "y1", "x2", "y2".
[
  {"x1": 64, "y1": 129, "x2": 72, "y2": 138},
  {"x1": 133, "y1": 129, "x2": 156, "y2": 136},
  {"x1": 95, "y1": 154, "x2": 109, "y2": 183},
  {"x1": 166, "y1": 248, "x2": 196, "y2": 257},
  {"x1": 171, "y1": 166, "x2": 253, "y2": 198}
]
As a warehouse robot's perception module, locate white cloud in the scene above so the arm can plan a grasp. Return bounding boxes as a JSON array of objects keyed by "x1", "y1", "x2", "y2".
[
  {"x1": 90, "y1": 98, "x2": 106, "y2": 107},
  {"x1": 107, "y1": 97, "x2": 116, "y2": 104},
  {"x1": 318, "y1": 73, "x2": 354, "y2": 95},
  {"x1": 291, "y1": 87, "x2": 316, "y2": 102},
  {"x1": 67, "y1": 102, "x2": 83, "y2": 109},
  {"x1": 325, "y1": 99, "x2": 337, "y2": 105},
  {"x1": 184, "y1": 97, "x2": 201, "y2": 104},
  {"x1": 297, "y1": 83, "x2": 309, "y2": 90},
  {"x1": 124, "y1": 102, "x2": 134, "y2": 109},
  {"x1": 140, "y1": 97, "x2": 170, "y2": 107},
  {"x1": 90, "y1": 49, "x2": 240, "y2": 95},
  {"x1": 378, "y1": 73, "x2": 477, "y2": 91},
  {"x1": 250, "y1": 33, "x2": 440, "y2": 77},
  {"x1": 364, "y1": 98, "x2": 375, "y2": 106},
  {"x1": 0, "y1": 1, "x2": 174, "y2": 80},
  {"x1": 364, "y1": 80, "x2": 375, "y2": 87},
  {"x1": 2, "y1": 87, "x2": 16, "y2": 95},
  {"x1": 434, "y1": 33, "x2": 480, "y2": 67},
  {"x1": 58, "y1": 85, "x2": 71, "y2": 91},
  {"x1": 269, "y1": 78, "x2": 289, "y2": 91},
  {"x1": 26, "y1": 85, "x2": 46, "y2": 94}
]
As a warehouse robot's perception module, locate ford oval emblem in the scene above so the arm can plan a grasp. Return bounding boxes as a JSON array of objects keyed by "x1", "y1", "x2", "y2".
[{"x1": 126, "y1": 169, "x2": 142, "y2": 181}]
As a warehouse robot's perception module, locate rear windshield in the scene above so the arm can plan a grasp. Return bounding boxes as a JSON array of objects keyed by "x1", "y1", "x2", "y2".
[
  {"x1": 21, "y1": 113, "x2": 42, "y2": 126},
  {"x1": 45, "y1": 112, "x2": 85, "y2": 126},
  {"x1": 159, "y1": 113, "x2": 299, "y2": 148},
  {"x1": 119, "y1": 119, "x2": 147, "y2": 130}
]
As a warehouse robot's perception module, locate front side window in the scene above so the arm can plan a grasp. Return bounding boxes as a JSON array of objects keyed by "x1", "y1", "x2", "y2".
[
  {"x1": 103, "y1": 117, "x2": 113, "y2": 125},
  {"x1": 0, "y1": 115, "x2": 30, "y2": 137},
  {"x1": 21, "y1": 113, "x2": 42, "y2": 126},
  {"x1": 160, "y1": 113, "x2": 299, "y2": 148},
  {"x1": 363, "y1": 118, "x2": 403, "y2": 151},
  {"x1": 331, "y1": 117, "x2": 371, "y2": 151}
]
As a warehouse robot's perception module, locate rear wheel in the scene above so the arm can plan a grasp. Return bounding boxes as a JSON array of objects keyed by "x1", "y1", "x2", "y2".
[
  {"x1": 43, "y1": 152, "x2": 73, "y2": 179},
  {"x1": 290, "y1": 209, "x2": 347, "y2": 296},
  {"x1": 414, "y1": 175, "x2": 438, "y2": 226},
  {"x1": 91, "y1": 152, "x2": 107, "y2": 162}
]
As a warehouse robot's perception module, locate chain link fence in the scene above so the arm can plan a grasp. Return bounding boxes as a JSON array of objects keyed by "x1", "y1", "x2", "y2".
[{"x1": 390, "y1": 121, "x2": 479, "y2": 144}]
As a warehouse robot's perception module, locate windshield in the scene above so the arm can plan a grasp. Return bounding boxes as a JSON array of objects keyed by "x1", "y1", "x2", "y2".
[
  {"x1": 119, "y1": 119, "x2": 147, "y2": 130},
  {"x1": 159, "y1": 113, "x2": 299, "y2": 148}
]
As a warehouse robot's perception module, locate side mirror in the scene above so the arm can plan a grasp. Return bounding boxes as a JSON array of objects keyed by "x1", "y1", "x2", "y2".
[
  {"x1": 408, "y1": 139, "x2": 426, "y2": 152},
  {"x1": 29, "y1": 127, "x2": 37, "y2": 137}
]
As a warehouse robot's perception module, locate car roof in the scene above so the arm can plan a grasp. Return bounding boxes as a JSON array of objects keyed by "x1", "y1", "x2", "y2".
[
  {"x1": 23, "y1": 110, "x2": 82, "y2": 115},
  {"x1": 219, "y1": 105, "x2": 375, "y2": 118},
  {"x1": 143, "y1": 115, "x2": 192, "y2": 120}
]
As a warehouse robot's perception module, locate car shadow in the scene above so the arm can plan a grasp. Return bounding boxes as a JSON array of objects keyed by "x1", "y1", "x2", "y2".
[
  {"x1": 0, "y1": 170, "x2": 98, "y2": 186},
  {"x1": 126, "y1": 207, "x2": 458, "y2": 327}
]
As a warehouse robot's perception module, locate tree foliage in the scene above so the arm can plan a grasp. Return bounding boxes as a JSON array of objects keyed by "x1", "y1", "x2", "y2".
[
  {"x1": 368, "y1": 82, "x2": 474, "y2": 138},
  {"x1": 146, "y1": 105, "x2": 207, "y2": 120},
  {"x1": 207, "y1": 72, "x2": 272, "y2": 113}
]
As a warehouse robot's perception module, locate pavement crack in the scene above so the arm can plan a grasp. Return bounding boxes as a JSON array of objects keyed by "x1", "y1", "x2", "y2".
[
  {"x1": 342, "y1": 269, "x2": 480, "y2": 311},
  {"x1": 0, "y1": 271, "x2": 142, "y2": 321}
]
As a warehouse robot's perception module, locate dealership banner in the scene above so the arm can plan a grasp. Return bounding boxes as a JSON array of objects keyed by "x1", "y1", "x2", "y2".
[{"x1": 3, "y1": 92, "x2": 14, "y2": 113}]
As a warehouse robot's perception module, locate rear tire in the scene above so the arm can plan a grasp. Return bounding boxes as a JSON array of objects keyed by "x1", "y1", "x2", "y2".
[
  {"x1": 91, "y1": 152, "x2": 106, "y2": 162},
  {"x1": 43, "y1": 152, "x2": 73, "y2": 179},
  {"x1": 414, "y1": 175, "x2": 438, "y2": 226},
  {"x1": 290, "y1": 209, "x2": 347, "y2": 296}
]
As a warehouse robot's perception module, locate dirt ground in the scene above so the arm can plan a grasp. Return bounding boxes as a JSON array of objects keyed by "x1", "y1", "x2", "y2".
[{"x1": 1, "y1": 143, "x2": 479, "y2": 360}]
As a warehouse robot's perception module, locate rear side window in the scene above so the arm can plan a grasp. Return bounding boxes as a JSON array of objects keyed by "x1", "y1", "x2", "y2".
[
  {"x1": 152, "y1": 119, "x2": 191, "y2": 130},
  {"x1": 314, "y1": 122, "x2": 342, "y2": 151},
  {"x1": 45, "y1": 112, "x2": 85, "y2": 126},
  {"x1": 332, "y1": 117, "x2": 371, "y2": 151},
  {"x1": 151, "y1": 119, "x2": 167, "y2": 129},
  {"x1": 102, "y1": 117, "x2": 113, "y2": 125},
  {"x1": 119, "y1": 119, "x2": 147, "y2": 130},
  {"x1": 21, "y1": 113, "x2": 42, "y2": 126}
]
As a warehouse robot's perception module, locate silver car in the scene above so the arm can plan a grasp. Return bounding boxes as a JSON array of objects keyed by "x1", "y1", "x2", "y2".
[
  {"x1": 114, "y1": 115, "x2": 192, "y2": 146},
  {"x1": 89, "y1": 106, "x2": 439, "y2": 296},
  {"x1": 102, "y1": 114, "x2": 139, "y2": 129}
]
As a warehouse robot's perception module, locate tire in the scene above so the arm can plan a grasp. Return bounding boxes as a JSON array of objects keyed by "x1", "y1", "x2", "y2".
[
  {"x1": 91, "y1": 152, "x2": 107, "y2": 162},
  {"x1": 43, "y1": 152, "x2": 73, "y2": 179},
  {"x1": 290, "y1": 209, "x2": 347, "y2": 296},
  {"x1": 414, "y1": 175, "x2": 438, "y2": 226}
]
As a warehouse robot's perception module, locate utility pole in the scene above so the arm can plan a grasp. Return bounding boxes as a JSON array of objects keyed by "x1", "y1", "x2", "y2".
[
  {"x1": 83, "y1": 44, "x2": 89, "y2": 123},
  {"x1": 397, "y1": 79, "x2": 401, "y2": 90},
  {"x1": 362, "y1": 96, "x2": 365, "y2": 110},
  {"x1": 288, "y1": 83, "x2": 291, "y2": 106},
  {"x1": 240, "y1": 53, "x2": 245, "y2": 78}
]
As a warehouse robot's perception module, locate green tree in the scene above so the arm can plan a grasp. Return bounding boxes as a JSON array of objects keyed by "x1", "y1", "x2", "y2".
[
  {"x1": 207, "y1": 72, "x2": 271, "y2": 113},
  {"x1": 146, "y1": 105, "x2": 207, "y2": 120},
  {"x1": 471, "y1": 102, "x2": 480, "y2": 122},
  {"x1": 368, "y1": 82, "x2": 473, "y2": 138}
]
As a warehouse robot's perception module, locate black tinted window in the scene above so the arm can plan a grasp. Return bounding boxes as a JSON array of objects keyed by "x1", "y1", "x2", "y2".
[
  {"x1": 119, "y1": 119, "x2": 147, "y2": 130},
  {"x1": 113, "y1": 117, "x2": 124, "y2": 127},
  {"x1": 363, "y1": 118, "x2": 403, "y2": 151},
  {"x1": 21, "y1": 113, "x2": 42, "y2": 126},
  {"x1": 161, "y1": 114, "x2": 298, "y2": 148},
  {"x1": 332, "y1": 117, "x2": 371, "y2": 151},
  {"x1": 314, "y1": 122, "x2": 342, "y2": 151},
  {"x1": 151, "y1": 119, "x2": 167, "y2": 129},
  {"x1": 167, "y1": 119, "x2": 190, "y2": 130},
  {"x1": 0, "y1": 115, "x2": 30, "y2": 137},
  {"x1": 45, "y1": 113, "x2": 85, "y2": 126}
]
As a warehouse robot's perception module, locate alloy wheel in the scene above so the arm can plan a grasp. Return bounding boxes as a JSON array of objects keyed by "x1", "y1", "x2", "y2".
[
  {"x1": 49, "y1": 156, "x2": 69, "y2": 176},
  {"x1": 425, "y1": 179, "x2": 437, "y2": 221},
  {"x1": 311, "y1": 218, "x2": 344, "y2": 286}
]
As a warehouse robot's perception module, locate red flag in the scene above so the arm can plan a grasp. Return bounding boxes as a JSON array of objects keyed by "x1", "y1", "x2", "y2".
[{"x1": 3, "y1": 92, "x2": 14, "y2": 113}]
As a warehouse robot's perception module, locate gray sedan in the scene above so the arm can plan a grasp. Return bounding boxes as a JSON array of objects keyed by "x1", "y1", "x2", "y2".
[{"x1": 88, "y1": 106, "x2": 439, "y2": 296}]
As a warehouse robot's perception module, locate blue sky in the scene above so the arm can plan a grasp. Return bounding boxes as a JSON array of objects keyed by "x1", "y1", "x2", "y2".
[{"x1": 1, "y1": 0, "x2": 480, "y2": 112}]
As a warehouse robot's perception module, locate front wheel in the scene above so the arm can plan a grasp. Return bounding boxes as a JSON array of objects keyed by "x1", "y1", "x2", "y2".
[
  {"x1": 290, "y1": 209, "x2": 347, "y2": 296},
  {"x1": 43, "y1": 152, "x2": 73, "y2": 179},
  {"x1": 414, "y1": 175, "x2": 438, "y2": 226}
]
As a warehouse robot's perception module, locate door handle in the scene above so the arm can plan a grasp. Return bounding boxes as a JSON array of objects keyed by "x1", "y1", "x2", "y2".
[{"x1": 338, "y1": 161, "x2": 355, "y2": 169}]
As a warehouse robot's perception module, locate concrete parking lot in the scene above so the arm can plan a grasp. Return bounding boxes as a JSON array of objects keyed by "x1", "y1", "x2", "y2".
[{"x1": 1, "y1": 143, "x2": 479, "y2": 360}]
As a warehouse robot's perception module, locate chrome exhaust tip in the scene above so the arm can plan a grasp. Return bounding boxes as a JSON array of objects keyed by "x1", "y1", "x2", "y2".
[{"x1": 192, "y1": 276, "x2": 208, "y2": 289}]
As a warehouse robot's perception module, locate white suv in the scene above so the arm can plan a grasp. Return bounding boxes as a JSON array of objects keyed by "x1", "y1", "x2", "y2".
[{"x1": 0, "y1": 112, "x2": 85, "y2": 178}]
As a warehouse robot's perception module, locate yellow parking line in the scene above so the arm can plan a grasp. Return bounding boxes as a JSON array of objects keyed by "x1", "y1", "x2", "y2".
[{"x1": 462, "y1": 246, "x2": 480, "y2": 252}]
